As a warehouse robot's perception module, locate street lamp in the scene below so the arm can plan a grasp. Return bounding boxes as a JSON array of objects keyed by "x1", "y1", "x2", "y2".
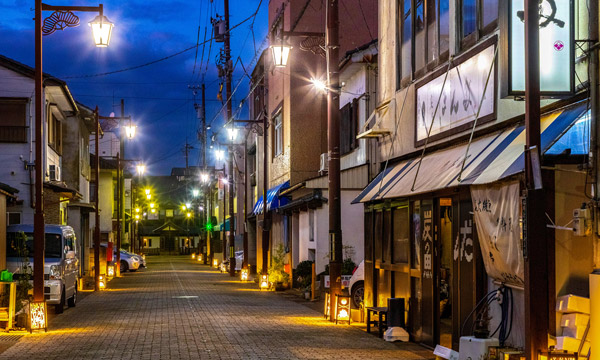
[
  {"x1": 270, "y1": 42, "x2": 292, "y2": 67},
  {"x1": 227, "y1": 127, "x2": 238, "y2": 142},
  {"x1": 311, "y1": 78, "x2": 328, "y2": 93},
  {"x1": 215, "y1": 149, "x2": 225, "y2": 161},
  {"x1": 88, "y1": 13, "x2": 114, "y2": 47},
  {"x1": 201, "y1": 173, "x2": 210, "y2": 183},
  {"x1": 124, "y1": 123, "x2": 137, "y2": 139},
  {"x1": 33, "y1": 2, "x2": 113, "y2": 321},
  {"x1": 136, "y1": 164, "x2": 145, "y2": 176},
  {"x1": 192, "y1": 189, "x2": 199, "y2": 197}
]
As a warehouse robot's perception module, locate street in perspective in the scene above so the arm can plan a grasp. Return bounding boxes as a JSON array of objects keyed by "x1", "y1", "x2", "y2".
[{"x1": 0, "y1": 0, "x2": 599, "y2": 359}]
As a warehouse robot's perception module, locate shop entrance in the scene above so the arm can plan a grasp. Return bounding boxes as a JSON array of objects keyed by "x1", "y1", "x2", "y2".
[{"x1": 413, "y1": 195, "x2": 484, "y2": 350}]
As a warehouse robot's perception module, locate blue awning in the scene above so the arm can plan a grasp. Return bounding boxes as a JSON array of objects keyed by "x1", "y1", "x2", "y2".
[
  {"x1": 353, "y1": 101, "x2": 588, "y2": 204},
  {"x1": 219, "y1": 217, "x2": 235, "y2": 231},
  {"x1": 252, "y1": 181, "x2": 290, "y2": 215}
]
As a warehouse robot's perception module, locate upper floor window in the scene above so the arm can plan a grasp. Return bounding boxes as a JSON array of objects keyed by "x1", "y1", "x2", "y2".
[
  {"x1": 398, "y1": 0, "x2": 450, "y2": 88},
  {"x1": 273, "y1": 109, "x2": 283, "y2": 157},
  {"x1": 0, "y1": 98, "x2": 27, "y2": 143},
  {"x1": 340, "y1": 99, "x2": 359, "y2": 155},
  {"x1": 461, "y1": 0, "x2": 498, "y2": 48},
  {"x1": 48, "y1": 112, "x2": 62, "y2": 154}
]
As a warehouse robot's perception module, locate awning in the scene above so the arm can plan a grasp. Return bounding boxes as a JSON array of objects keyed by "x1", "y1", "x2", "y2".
[
  {"x1": 353, "y1": 101, "x2": 588, "y2": 203},
  {"x1": 219, "y1": 217, "x2": 236, "y2": 231},
  {"x1": 252, "y1": 181, "x2": 290, "y2": 215}
]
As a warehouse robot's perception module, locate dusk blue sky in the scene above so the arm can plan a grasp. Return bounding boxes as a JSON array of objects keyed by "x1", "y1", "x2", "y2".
[{"x1": 0, "y1": 0, "x2": 268, "y2": 175}]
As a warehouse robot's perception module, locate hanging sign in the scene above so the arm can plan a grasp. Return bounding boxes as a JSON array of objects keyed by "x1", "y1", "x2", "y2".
[
  {"x1": 471, "y1": 181, "x2": 524, "y2": 287},
  {"x1": 508, "y1": 0, "x2": 574, "y2": 95},
  {"x1": 415, "y1": 42, "x2": 496, "y2": 144}
]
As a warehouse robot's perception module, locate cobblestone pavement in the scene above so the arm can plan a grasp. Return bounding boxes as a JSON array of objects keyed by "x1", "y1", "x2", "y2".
[{"x1": 0, "y1": 256, "x2": 432, "y2": 360}]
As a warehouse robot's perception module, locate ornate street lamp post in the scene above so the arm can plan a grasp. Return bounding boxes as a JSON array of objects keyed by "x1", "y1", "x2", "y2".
[{"x1": 33, "y1": 1, "x2": 112, "y2": 317}]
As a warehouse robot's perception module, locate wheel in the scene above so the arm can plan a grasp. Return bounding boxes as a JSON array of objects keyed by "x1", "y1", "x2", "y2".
[
  {"x1": 68, "y1": 284, "x2": 77, "y2": 307},
  {"x1": 54, "y1": 286, "x2": 65, "y2": 314},
  {"x1": 351, "y1": 281, "x2": 364, "y2": 309},
  {"x1": 120, "y1": 260, "x2": 129, "y2": 273}
]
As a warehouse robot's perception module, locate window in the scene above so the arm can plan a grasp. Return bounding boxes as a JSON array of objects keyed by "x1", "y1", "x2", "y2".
[
  {"x1": 393, "y1": 206, "x2": 410, "y2": 264},
  {"x1": 7, "y1": 212, "x2": 21, "y2": 225},
  {"x1": 273, "y1": 110, "x2": 283, "y2": 157},
  {"x1": 398, "y1": 0, "x2": 450, "y2": 86},
  {"x1": 0, "y1": 98, "x2": 27, "y2": 143},
  {"x1": 48, "y1": 112, "x2": 62, "y2": 154},
  {"x1": 309, "y1": 209, "x2": 315, "y2": 242},
  {"x1": 461, "y1": 0, "x2": 498, "y2": 47},
  {"x1": 340, "y1": 99, "x2": 359, "y2": 155}
]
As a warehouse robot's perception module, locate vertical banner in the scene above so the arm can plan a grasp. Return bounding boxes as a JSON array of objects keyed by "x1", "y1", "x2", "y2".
[{"x1": 471, "y1": 181, "x2": 524, "y2": 286}]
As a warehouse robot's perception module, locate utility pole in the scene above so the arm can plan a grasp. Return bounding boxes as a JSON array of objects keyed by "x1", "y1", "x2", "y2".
[
  {"x1": 523, "y1": 0, "x2": 548, "y2": 358},
  {"x1": 261, "y1": 115, "x2": 269, "y2": 276},
  {"x1": 202, "y1": 83, "x2": 209, "y2": 264},
  {"x1": 94, "y1": 107, "x2": 100, "y2": 291},
  {"x1": 224, "y1": 0, "x2": 236, "y2": 276},
  {"x1": 326, "y1": 0, "x2": 342, "y2": 321},
  {"x1": 116, "y1": 151, "x2": 121, "y2": 271},
  {"x1": 119, "y1": 99, "x2": 126, "y2": 265}
]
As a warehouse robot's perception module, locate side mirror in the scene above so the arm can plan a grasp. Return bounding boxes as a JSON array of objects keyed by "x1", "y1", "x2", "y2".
[{"x1": 66, "y1": 250, "x2": 76, "y2": 259}]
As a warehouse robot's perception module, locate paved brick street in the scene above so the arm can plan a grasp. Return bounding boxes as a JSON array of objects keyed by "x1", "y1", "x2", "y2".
[{"x1": 0, "y1": 256, "x2": 432, "y2": 360}]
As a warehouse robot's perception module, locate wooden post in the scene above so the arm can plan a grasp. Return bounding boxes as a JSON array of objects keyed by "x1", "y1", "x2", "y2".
[{"x1": 311, "y1": 262, "x2": 316, "y2": 301}]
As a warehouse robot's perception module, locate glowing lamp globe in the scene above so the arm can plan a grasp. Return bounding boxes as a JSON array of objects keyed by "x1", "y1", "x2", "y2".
[
  {"x1": 270, "y1": 43, "x2": 292, "y2": 67},
  {"x1": 89, "y1": 15, "x2": 114, "y2": 47}
]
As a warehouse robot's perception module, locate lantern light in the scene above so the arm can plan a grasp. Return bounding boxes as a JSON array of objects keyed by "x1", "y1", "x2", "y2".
[
  {"x1": 107, "y1": 264, "x2": 115, "y2": 277},
  {"x1": 185, "y1": 203, "x2": 191, "y2": 209},
  {"x1": 145, "y1": 188, "x2": 151, "y2": 195},
  {"x1": 198, "y1": 254, "x2": 203, "y2": 262},
  {"x1": 241, "y1": 268, "x2": 249, "y2": 282},
  {"x1": 311, "y1": 78, "x2": 328, "y2": 93},
  {"x1": 99, "y1": 274, "x2": 106, "y2": 289},
  {"x1": 215, "y1": 149, "x2": 225, "y2": 161},
  {"x1": 29, "y1": 301, "x2": 47, "y2": 332},
  {"x1": 192, "y1": 189, "x2": 199, "y2": 197},
  {"x1": 324, "y1": 292, "x2": 331, "y2": 319},
  {"x1": 150, "y1": 203, "x2": 155, "y2": 209},
  {"x1": 181, "y1": 204, "x2": 187, "y2": 211},
  {"x1": 227, "y1": 127, "x2": 238, "y2": 142},
  {"x1": 270, "y1": 43, "x2": 292, "y2": 67},
  {"x1": 150, "y1": 208, "x2": 156, "y2": 214},
  {"x1": 192, "y1": 253, "x2": 196, "y2": 260},
  {"x1": 260, "y1": 274, "x2": 269, "y2": 290},
  {"x1": 201, "y1": 173, "x2": 210, "y2": 183},
  {"x1": 146, "y1": 194, "x2": 151, "y2": 200},
  {"x1": 136, "y1": 164, "x2": 145, "y2": 176},
  {"x1": 335, "y1": 294, "x2": 351, "y2": 325},
  {"x1": 135, "y1": 207, "x2": 140, "y2": 213},
  {"x1": 213, "y1": 259, "x2": 219, "y2": 268},
  {"x1": 89, "y1": 14, "x2": 114, "y2": 47},
  {"x1": 186, "y1": 212, "x2": 192, "y2": 218}
]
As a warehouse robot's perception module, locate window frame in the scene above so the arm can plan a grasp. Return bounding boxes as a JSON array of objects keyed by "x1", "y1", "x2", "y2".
[
  {"x1": 397, "y1": 0, "x2": 451, "y2": 89},
  {"x1": 272, "y1": 105, "x2": 283, "y2": 158},
  {"x1": 0, "y1": 98, "x2": 28, "y2": 143},
  {"x1": 460, "y1": 0, "x2": 498, "y2": 50}
]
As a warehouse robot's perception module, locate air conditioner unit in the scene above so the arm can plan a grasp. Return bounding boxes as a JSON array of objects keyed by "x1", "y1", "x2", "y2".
[
  {"x1": 49, "y1": 165, "x2": 61, "y2": 181},
  {"x1": 319, "y1": 153, "x2": 329, "y2": 173}
]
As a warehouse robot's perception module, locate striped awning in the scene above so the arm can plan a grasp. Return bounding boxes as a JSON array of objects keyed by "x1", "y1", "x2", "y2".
[
  {"x1": 252, "y1": 181, "x2": 290, "y2": 215},
  {"x1": 353, "y1": 101, "x2": 588, "y2": 203}
]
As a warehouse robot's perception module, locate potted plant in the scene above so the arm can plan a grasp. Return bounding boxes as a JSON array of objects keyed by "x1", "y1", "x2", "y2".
[{"x1": 268, "y1": 244, "x2": 290, "y2": 291}]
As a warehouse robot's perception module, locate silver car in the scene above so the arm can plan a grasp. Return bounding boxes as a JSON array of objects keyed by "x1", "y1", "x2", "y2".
[{"x1": 7, "y1": 224, "x2": 79, "y2": 314}]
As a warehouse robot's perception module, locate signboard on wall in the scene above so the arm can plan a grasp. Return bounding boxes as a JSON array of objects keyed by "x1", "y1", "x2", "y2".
[
  {"x1": 415, "y1": 41, "x2": 496, "y2": 144},
  {"x1": 508, "y1": 0, "x2": 574, "y2": 95}
]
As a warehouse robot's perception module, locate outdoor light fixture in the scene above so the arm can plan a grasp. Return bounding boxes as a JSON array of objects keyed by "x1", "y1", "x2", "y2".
[
  {"x1": 135, "y1": 214, "x2": 140, "y2": 220},
  {"x1": 135, "y1": 207, "x2": 140, "y2": 213},
  {"x1": 335, "y1": 294, "x2": 351, "y2": 325},
  {"x1": 198, "y1": 254, "x2": 203, "y2": 262},
  {"x1": 215, "y1": 149, "x2": 225, "y2": 161},
  {"x1": 124, "y1": 124, "x2": 136, "y2": 139},
  {"x1": 201, "y1": 173, "x2": 209, "y2": 183},
  {"x1": 145, "y1": 188, "x2": 150, "y2": 195},
  {"x1": 186, "y1": 212, "x2": 192, "y2": 218},
  {"x1": 146, "y1": 194, "x2": 151, "y2": 200},
  {"x1": 107, "y1": 264, "x2": 115, "y2": 277},
  {"x1": 150, "y1": 208, "x2": 156, "y2": 214},
  {"x1": 29, "y1": 301, "x2": 47, "y2": 333},
  {"x1": 227, "y1": 127, "x2": 238, "y2": 141},
  {"x1": 181, "y1": 204, "x2": 187, "y2": 211},
  {"x1": 150, "y1": 203, "x2": 155, "y2": 209},
  {"x1": 192, "y1": 189, "x2": 199, "y2": 197},
  {"x1": 311, "y1": 78, "x2": 327, "y2": 93},
  {"x1": 241, "y1": 268, "x2": 249, "y2": 282},
  {"x1": 185, "y1": 202, "x2": 191, "y2": 209},
  {"x1": 270, "y1": 42, "x2": 292, "y2": 67},
  {"x1": 259, "y1": 274, "x2": 269, "y2": 290},
  {"x1": 213, "y1": 259, "x2": 219, "y2": 268},
  {"x1": 99, "y1": 274, "x2": 106, "y2": 289},
  {"x1": 198, "y1": 205, "x2": 204, "y2": 211},
  {"x1": 136, "y1": 164, "x2": 145, "y2": 176},
  {"x1": 221, "y1": 178, "x2": 229, "y2": 185},
  {"x1": 88, "y1": 14, "x2": 114, "y2": 47},
  {"x1": 191, "y1": 253, "x2": 196, "y2": 260},
  {"x1": 323, "y1": 292, "x2": 331, "y2": 319}
]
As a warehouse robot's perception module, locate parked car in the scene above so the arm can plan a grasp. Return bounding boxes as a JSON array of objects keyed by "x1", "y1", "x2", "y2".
[
  {"x1": 6, "y1": 224, "x2": 79, "y2": 314},
  {"x1": 122, "y1": 250, "x2": 146, "y2": 268},
  {"x1": 220, "y1": 251, "x2": 244, "y2": 273},
  {"x1": 348, "y1": 260, "x2": 364, "y2": 309},
  {"x1": 100, "y1": 244, "x2": 140, "y2": 272}
]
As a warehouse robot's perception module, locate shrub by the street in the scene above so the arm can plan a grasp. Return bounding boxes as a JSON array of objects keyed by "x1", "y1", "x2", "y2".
[
  {"x1": 268, "y1": 244, "x2": 289, "y2": 286},
  {"x1": 342, "y1": 258, "x2": 356, "y2": 275},
  {"x1": 293, "y1": 260, "x2": 313, "y2": 289}
]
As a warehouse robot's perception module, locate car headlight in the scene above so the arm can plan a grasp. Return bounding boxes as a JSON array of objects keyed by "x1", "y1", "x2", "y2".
[{"x1": 49, "y1": 265, "x2": 61, "y2": 280}]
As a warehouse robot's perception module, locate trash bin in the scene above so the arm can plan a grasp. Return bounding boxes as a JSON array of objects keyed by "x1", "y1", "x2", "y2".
[{"x1": 387, "y1": 298, "x2": 405, "y2": 328}]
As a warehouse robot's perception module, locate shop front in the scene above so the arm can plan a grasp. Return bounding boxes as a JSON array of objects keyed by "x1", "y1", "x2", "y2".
[{"x1": 355, "y1": 100, "x2": 588, "y2": 349}]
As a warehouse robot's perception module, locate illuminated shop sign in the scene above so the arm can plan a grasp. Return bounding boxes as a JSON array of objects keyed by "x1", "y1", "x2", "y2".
[{"x1": 508, "y1": 0, "x2": 574, "y2": 95}]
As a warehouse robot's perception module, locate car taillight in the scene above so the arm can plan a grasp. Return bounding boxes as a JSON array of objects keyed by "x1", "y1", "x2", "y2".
[{"x1": 352, "y1": 266, "x2": 358, "y2": 275}]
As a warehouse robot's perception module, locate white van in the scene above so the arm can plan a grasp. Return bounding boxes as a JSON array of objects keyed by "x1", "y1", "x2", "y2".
[{"x1": 7, "y1": 224, "x2": 79, "y2": 314}]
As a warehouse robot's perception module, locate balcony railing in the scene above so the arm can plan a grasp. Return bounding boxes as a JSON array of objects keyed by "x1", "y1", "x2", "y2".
[{"x1": 0, "y1": 126, "x2": 27, "y2": 143}]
